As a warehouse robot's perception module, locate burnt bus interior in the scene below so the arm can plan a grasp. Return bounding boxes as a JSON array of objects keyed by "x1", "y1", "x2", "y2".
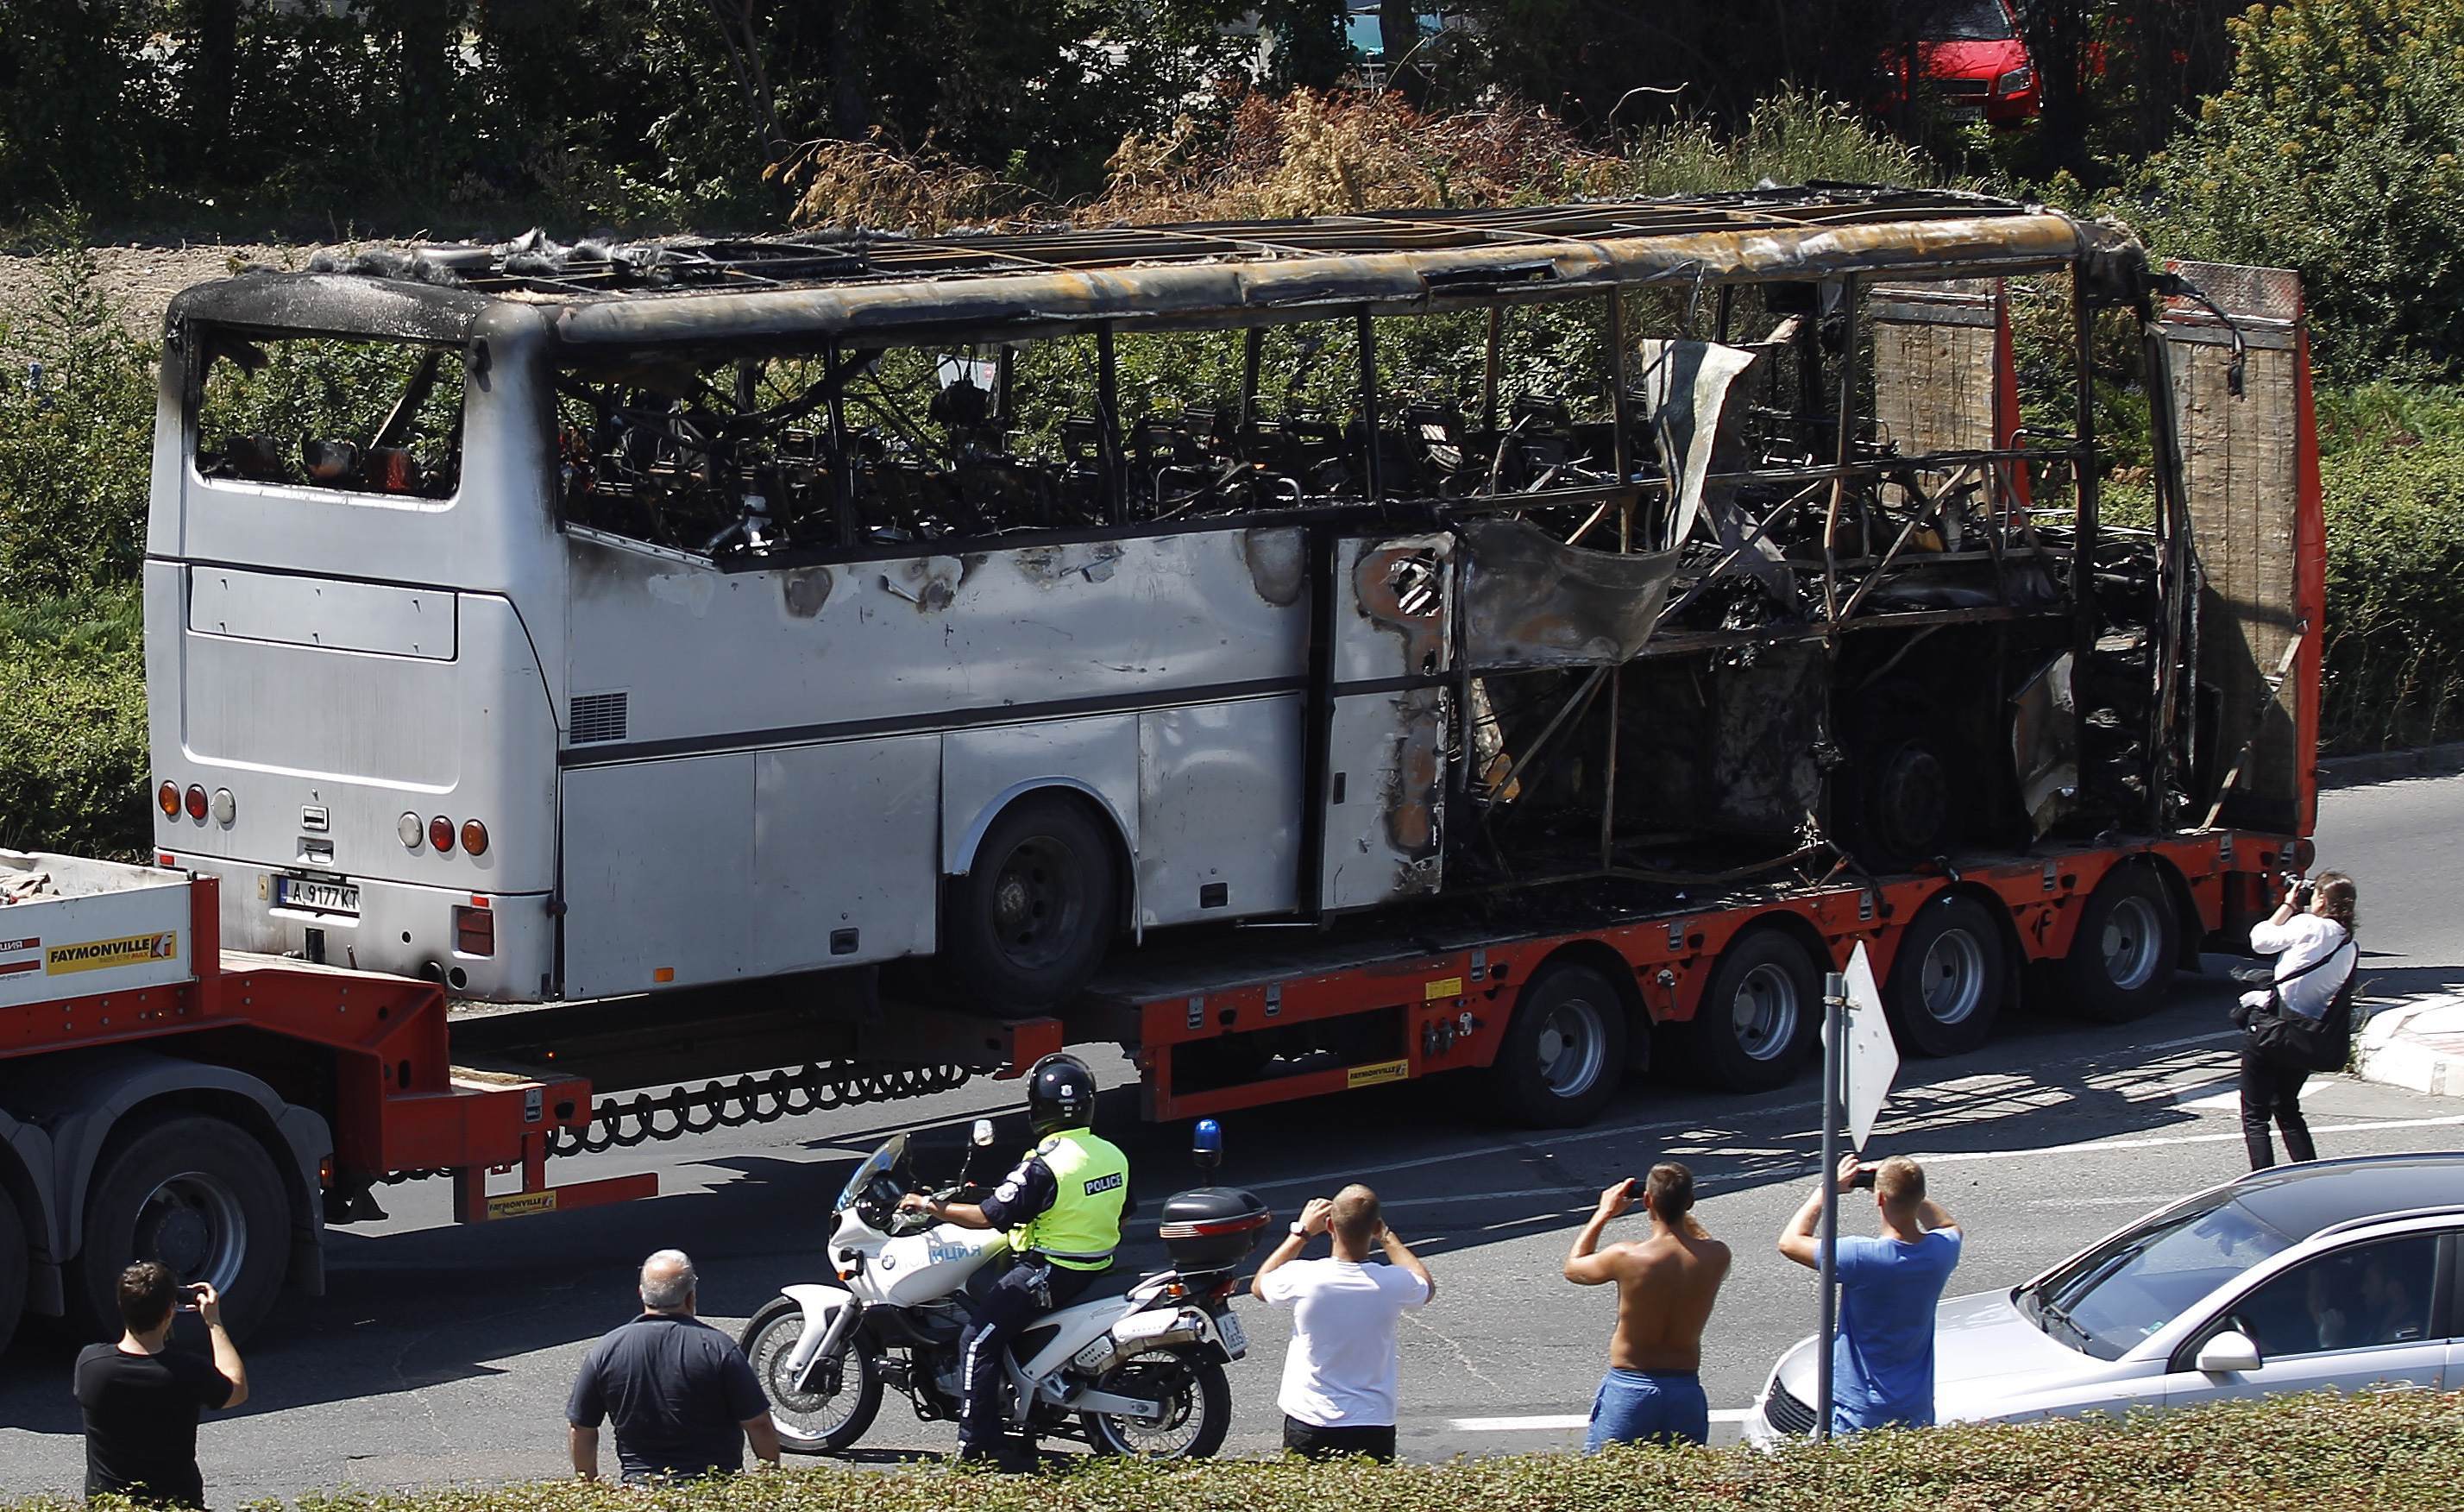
[{"x1": 185, "y1": 190, "x2": 2296, "y2": 913}]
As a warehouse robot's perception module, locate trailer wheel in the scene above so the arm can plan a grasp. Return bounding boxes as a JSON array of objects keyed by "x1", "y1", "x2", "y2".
[
  {"x1": 1489, "y1": 962, "x2": 1629, "y2": 1127},
  {"x1": 73, "y1": 1115, "x2": 288, "y2": 1343},
  {"x1": 1688, "y1": 929, "x2": 1821, "y2": 1093},
  {"x1": 945, "y1": 794, "x2": 1121, "y2": 1016},
  {"x1": 2064, "y1": 866, "x2": 2178, "y2": 1023},
  {"x1": 1884, "y1": 894, "x2": 2008, "y2": 1057},
  {"x1": 0, "y1": 1187, "x2": 26, "y2": 1356}
]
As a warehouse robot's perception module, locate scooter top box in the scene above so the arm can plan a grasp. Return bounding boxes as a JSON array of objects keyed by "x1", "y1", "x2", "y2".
[{"x1": 1157, "y1": 1187, "x2": 1272, "y2": 1274}]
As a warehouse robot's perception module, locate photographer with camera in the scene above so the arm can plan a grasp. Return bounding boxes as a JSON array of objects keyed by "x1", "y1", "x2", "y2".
[
  {"x1": 2235, "y1": 872, "x2": 2360, "y2": 1171},
  {"x1": 72, "y1": 1263, "x2": 248, "y2": 1508},
  {"x1": 1778, "y1": 1154, "x2": 1960, "y2": 1435}
]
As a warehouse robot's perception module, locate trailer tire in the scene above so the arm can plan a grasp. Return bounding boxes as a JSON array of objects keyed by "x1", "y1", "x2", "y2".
[
  {"x1": 2064, "y1": 866, "x2": 2178, "y2": 1023},
  {"x1": 1489, "y1": 962, "x2": 1628, "y2": 1127},
  {"x1": 0, "y1": 1187, "x2": 26, "y2": 1356},
  {"x1": 945, "y1": 794, "x2": 1120, "y2": 1016},
  {"x1": 1884, "y1": 894, "x2": 2007, "y2": 1058},
  {"x1": 1688, "y1": 929, "x2": 1822, "y2": 1093},
  {"x1": 72, "y1": 1114, "x2": 288, "y2": 1344}
]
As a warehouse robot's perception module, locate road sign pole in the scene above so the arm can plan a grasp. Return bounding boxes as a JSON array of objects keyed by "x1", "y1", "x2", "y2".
[{"x1": 1814, "y1": 968, "x2": 1846, "y2": 1441}]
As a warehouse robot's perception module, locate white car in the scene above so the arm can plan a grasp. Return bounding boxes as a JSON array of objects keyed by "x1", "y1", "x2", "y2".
[{"x1": 1746, "y1": 1152, "x2": 2464, "y2": 1444}]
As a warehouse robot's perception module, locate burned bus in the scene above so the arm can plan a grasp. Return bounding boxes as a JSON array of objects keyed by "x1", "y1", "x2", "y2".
[{"x1": 145, "y1": 190, "x2": 2316, "y2": 1061}]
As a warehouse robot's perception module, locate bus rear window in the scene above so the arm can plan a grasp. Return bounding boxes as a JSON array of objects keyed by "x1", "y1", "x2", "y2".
[{"x1": 194, "y1": 335, "x2": 464, "y2": 498}]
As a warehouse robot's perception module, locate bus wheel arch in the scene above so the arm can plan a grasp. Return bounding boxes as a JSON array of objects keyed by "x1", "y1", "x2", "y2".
[{"x1": 943, "y1": 785, "x2": 1128, "y2": 1016}]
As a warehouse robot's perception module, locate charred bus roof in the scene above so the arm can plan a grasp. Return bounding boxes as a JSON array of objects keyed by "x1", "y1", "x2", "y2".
[{"x1": 164, "y1": 186, "x2": 2142, "y2": 352}]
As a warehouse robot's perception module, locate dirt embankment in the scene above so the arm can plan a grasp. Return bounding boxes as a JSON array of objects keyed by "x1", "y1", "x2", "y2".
[{"x1": 0, "y1": 242, "x2": 337, "y2": 330}]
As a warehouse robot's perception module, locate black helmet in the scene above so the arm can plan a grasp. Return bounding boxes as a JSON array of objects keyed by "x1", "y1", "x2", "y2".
[{"x1": 1027, "y1": 1053, "x2": 1098, "y2": 1137}]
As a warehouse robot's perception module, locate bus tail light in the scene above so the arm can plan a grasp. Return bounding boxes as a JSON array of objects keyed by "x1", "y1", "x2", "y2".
[
  {"x1": 460, "y1": 819, "x2": 488, "y2": 856},
  {"x1": 454, "y1": 905, "x2": 496, "y2": 956},
  {"x1": 211, "y1": 788, "x2": 236, "y2": 825},
  {"x1": 185, "y1": 784, "x2": 208, "y2": 820},
  {"x1": 429, "y1": 816, "x2": 454, "y2": 853},
  {"x1": 158, "y1": 781, "x2": 180, "y2": 816},
  {"x1": 399, "y1": 812, "x2": 424, "y2": 848}
]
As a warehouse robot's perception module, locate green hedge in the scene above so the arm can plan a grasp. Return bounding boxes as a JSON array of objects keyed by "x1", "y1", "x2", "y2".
[
  {"x1": 0, "y1": 586, "x2": 148, "y2": 859},
  {"x1": 2317, "y1": 391, "x2": 2464, "y2": 751},
  {"x1": 20, "y1": 1392, "x2": 2464, "y2": 1512}
]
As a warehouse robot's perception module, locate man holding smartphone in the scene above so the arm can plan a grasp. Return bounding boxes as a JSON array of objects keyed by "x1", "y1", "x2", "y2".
[
  {"x1": 1778, "y1": 1153, "x2": 1960, "y2": 1434},
  {"x1": 73, "y1": 1263, "x2": 248, "y2": 1508},
  {"x1": 1252, "y1": 1184, "x2": 1435, "y2": 1463}
]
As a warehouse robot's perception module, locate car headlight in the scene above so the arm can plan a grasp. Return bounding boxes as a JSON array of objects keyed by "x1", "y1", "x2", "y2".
[{"x1": 1996, "y1": 65, "x2": 2033, "y2": 94}]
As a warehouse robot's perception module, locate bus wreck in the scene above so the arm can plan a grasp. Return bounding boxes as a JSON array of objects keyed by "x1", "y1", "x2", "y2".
[{"x1": 151, "y1": 189, "x2": 2318, "y2": 1026}]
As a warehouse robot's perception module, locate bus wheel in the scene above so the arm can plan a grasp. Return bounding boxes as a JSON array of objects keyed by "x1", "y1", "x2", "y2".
[
  {"x1": 2064, "y1": 866, "x2": 2178, "y2": 1023},
  {"x1": 1489, "y1": 962, "x2": 1629, "y2": 1127},
  {"x1": 1688, "y1": 929, "x2": 1821, "y2": 1093},
  {"x1": 1884, "y1": 894, "x2": 2007, "y2": 1058},
  {"x1": 946, "y1": 794, "x2": 1120, "y2": 1016},
  {"x1": 73, "y1": 1114, "x2": 288, "y2": 1343},
  {"x1": 0, "y1": 1187, "x2": 26, "y2": 1355}
]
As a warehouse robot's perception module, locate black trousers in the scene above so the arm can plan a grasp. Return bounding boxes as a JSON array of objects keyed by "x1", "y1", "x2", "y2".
[
  {"x1": 2241, "y1": 1036, "x2": 2316, "y2": 1170},
  {"x1": 1282, "y1": 1415, "x2": 1398, "y2": 1463},
  {"x1": 956, "y1": 1255, "x2": 1101, "y2": 1457}
]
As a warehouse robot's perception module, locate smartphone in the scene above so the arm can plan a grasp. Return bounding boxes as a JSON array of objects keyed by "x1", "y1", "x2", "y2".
[
  {"x1": 177, "y1": 1283, "x2": 204, "y2": 1312},
  {"x1": 1851, "y1": 1167, "x2": 1877, "y2": 1190}
]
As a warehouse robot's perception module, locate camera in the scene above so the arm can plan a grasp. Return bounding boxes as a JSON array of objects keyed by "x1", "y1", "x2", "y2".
[
  {"x1": 1851, "y1": 1166, "x2": 1877, "y2": 1190},
  {"x1": 2291, "y1": 875, "x2": 2315, "y2": 910}
]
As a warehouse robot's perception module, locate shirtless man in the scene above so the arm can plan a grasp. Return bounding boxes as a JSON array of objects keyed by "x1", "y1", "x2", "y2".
[{"x1": 1562, "y1": 1162, "x2": 1731, "y2": 1449}]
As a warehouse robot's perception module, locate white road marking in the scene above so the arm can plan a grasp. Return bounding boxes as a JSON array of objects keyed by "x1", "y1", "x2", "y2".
[{"x1": 1447, "y1": 1408, "x2": 1756, "y2": 1431}]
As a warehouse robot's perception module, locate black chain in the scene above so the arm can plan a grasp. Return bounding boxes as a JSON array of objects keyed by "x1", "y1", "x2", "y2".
[
  {"x1": 548, "y1": 1060, "x2": 972, "y2": 1156},
  {"x1": 375, "y1": 1060, "x2": 972, "y2": 1182}
]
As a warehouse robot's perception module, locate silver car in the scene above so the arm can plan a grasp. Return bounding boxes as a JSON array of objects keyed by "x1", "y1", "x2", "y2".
[{"x1": 1746, "y1": 1152, "x2": 2464, "y2": 1444}]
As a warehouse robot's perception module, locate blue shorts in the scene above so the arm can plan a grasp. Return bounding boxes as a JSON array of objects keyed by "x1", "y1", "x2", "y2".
[{"x1": 1585, "y1": 1367, "x2": 1709, "y2": 1451}]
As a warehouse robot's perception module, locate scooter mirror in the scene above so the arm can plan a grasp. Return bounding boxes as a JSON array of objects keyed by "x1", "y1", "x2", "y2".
[
  {"x1": 1193, "y1": 1118, "x2": 1223, "y2": 1171},
  {"x1": 971, "y1": 1118, "x2": 996, "y2": 1147}
]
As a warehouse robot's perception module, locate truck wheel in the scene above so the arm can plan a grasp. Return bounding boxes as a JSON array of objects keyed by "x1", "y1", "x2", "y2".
[
  {"x1": 1488, "y1": 962, "x2": 1629, "y2": 1127},
  {"x1": 2064, "y1": 866, "x2": 2178, "y2": 1023},
  {"x1": 741, "y1": 1296, "x2": 881, "y2": 1453},
  {"x1": 1688, "y1": 929, "x2": 1821, "y2": 1093},
  {"x1": 1884, "y1": 893, "x2": 2007, "y2": 1057},
  {"x1": 945, "y1": 794, "x2": 1120, "y2": 1016},
  {"x1": 0, "y1": 1188, "x2": 26, "y2": 1356},
  {"x1": 73, "y1": 1115, "x2": 288, "y2": 1343}
]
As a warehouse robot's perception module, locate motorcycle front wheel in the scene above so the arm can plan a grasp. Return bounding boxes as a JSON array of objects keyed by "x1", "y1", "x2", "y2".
[
  {"x1": 741, "y1": 1295, "x2": 883, "y2": 1453},
  {"x1": 1078, "y1": 1345, "x2": 1231, "y2": 1460}
]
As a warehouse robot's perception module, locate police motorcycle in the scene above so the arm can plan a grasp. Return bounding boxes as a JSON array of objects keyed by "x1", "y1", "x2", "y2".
[{"x1": 740, "y1": 1118, "x2": 1270, "y2": 1460}]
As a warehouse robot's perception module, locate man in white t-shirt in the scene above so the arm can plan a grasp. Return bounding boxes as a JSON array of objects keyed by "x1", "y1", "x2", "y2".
[{"x1": 1251, "y1": 1183, "x2": 1435, "y2": 1462}]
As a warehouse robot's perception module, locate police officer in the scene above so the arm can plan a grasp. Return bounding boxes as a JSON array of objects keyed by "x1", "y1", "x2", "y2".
[{"x1": 899, "y1": 1052, "x2": 1128, "y2": 1466}]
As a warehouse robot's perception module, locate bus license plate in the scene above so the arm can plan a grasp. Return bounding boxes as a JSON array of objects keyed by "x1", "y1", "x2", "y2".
[
  {"x1": 1216, "y1": 1310, "x2": 1246, "y2": 1357},
  {"x1": 276, "y1": 876, "x2": 360, "y2": 915}
]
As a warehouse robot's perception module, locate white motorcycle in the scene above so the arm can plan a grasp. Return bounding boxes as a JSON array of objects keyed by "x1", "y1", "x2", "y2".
[{"x1": 740, "y1": 1118, "x2": 1270, "y2": 1460}]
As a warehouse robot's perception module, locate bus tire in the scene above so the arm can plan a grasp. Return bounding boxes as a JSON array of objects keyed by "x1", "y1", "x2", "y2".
[
  {"x1": 1488, "y1": 962, "x2": 1628, "y2": 1127},
  {"x1": 1687, "y1": 929, "x2": 1821, "y2": 1093},
  {"x1": 72, "y1": 1114, "x2": 288, "y2": 1344},
  {"x1": 945, "y1": 794, "x2": 1120, "y2": 1015},
  {"x1": 1884, "y1": 893, "x2": 2007, "y2": 1058},
  {"x1": 2064, "y1": 866, "x2": 2178, "y2": 1023},
  {"x1": 0, "y1": 1187, "x2": 26, "y2": 1356}
]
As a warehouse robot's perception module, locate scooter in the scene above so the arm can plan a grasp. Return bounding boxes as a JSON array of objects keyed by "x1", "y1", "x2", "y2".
[{"x1": 740, "y1": 1118, "x2": 1270, "y2": 1460}]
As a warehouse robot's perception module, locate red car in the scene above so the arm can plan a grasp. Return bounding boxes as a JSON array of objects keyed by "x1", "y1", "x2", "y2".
[{"x1": 1881, "y1": 0, "x2": 2041, "y2": 128}]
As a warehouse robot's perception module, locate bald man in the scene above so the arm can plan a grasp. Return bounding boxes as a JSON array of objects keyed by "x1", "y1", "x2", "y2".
[
  {"x1": 1253, "y1": 1184, "x2": 1435, "y2": 1462},
  {"x1": 568, "y1": 1250, "x2": 781, "y2": 1484}
]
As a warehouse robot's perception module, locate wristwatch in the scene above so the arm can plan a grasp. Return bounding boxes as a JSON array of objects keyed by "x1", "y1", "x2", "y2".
[{"x1": 1289, "y1": 1220, "x2": 1308, "y2": 1238}]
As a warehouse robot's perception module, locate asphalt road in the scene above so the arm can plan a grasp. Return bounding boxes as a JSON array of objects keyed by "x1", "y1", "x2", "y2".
[{"x1": 4, "y1": 772, "x2": 2461, "y2": 1497}]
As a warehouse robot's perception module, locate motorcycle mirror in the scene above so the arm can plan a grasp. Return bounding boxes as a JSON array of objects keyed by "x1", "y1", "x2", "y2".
[
  {"x1": 1193, "y1": 1118, "x2": 1223, "y2": 1171},
  {"x1": 971, "y1": 1118, "x2": 996, "y2": 1148}
]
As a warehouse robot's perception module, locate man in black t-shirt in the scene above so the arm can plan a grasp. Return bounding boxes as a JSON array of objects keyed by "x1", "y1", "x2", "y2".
[
  {"x1": 567, "y1": 1249, "x2": 780, "y2": 1484},
  {"x1": 73, "y1": 1262, "x2": 248, "y2": 1508}
]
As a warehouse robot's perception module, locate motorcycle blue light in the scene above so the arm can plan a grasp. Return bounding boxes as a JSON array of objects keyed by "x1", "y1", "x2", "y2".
[{"x1": 1193, "y1": 1118, "x2": 1223, "y2": 1159}]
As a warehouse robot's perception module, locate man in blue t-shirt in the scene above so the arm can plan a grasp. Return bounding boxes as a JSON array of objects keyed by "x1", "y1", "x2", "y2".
[{"x1": 1779, "y1": 1153, "x2": 1962, "y2": 1434}]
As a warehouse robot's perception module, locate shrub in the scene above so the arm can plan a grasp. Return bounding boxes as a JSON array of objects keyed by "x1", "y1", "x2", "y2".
[
  {"x1": 0, "y1": 585, "x2": 147, "y2": 859},
  {"x1": 2317, "y1": 411, "x2": 2464, "y2": 751},
  {"x1": 19, "y1": 1391, "x2": 2464, "y2": 1512},
  {"x1": 2131, "y1": 0, "x2": 2464, "y2": 382}
]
